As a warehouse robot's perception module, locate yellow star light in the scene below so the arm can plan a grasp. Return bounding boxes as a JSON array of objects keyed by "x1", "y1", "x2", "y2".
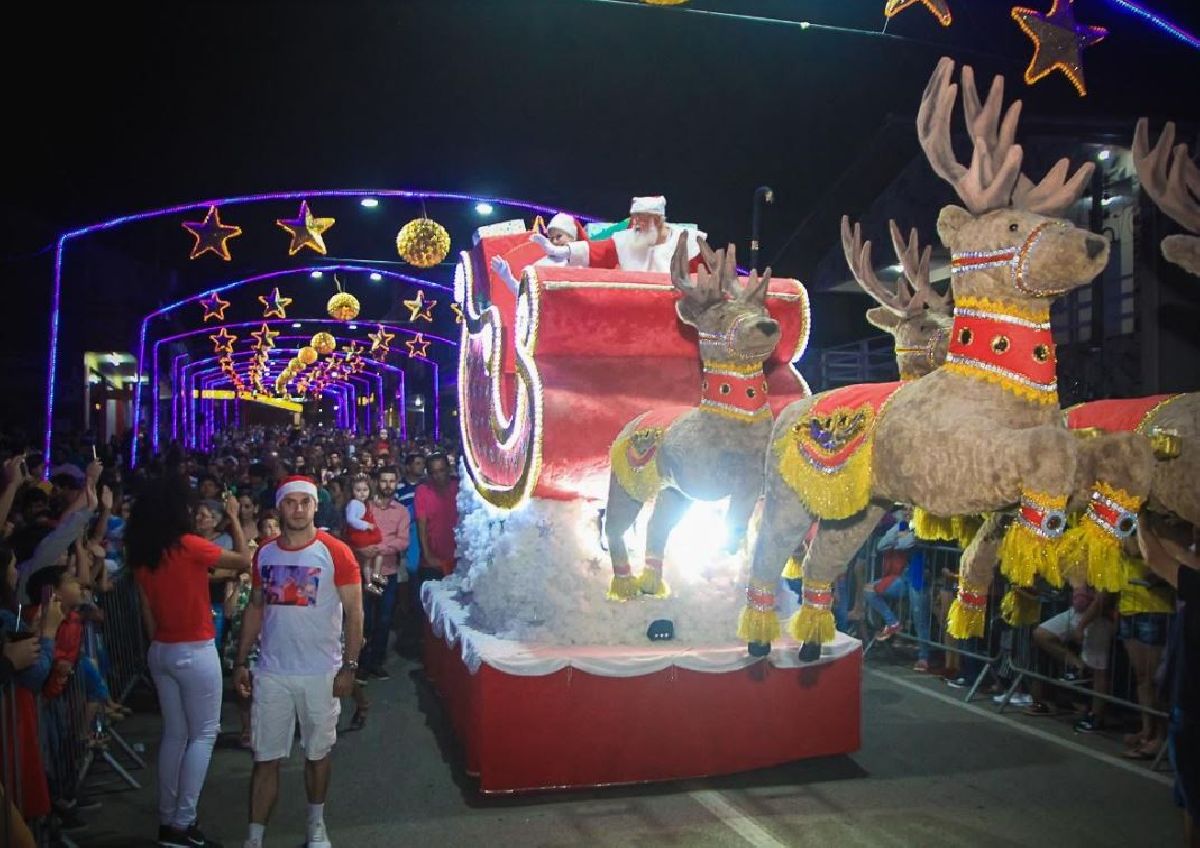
[
  {"x1": 200, "y1": 292, "x2": 231, "y2": 322},
  {"x1": 209, "y1": 327, "x2": 237, "y2": 354},
  {"x1": 182, "y1": 205, "x2": 243, "y2": 261},
  {"x1": 1011, "y1": 0, "x2": 1107, "y2": 97},
  {"x1": 341, "y1": 340, "x2": 365, "y2": 358},
  {"x1": 406, "y1": 333, "x2": 431, "y2": 358},
  {"x1": 348, "y1": 355, "x2": 366, "y2": 374},
  {"x1": 450, "y1": 302, "x2": 464, "y2": 324},
  {"x1": 258, "y1": 287, "x2": 293, "y2": 318},
  {"x1": 250, "y1": 323, "x2": 279, "y2": 351},
  {"x1": 403, "y1": 289, "x2": 437, "y2": 322},
  {"x1": 368, "y1": 325, "x2": 395, "y2": 356},
  {"x1": 276, "y1": 200, "x2": 335, "y2": 256},
  {"x1": 884, "y1": 0, "x2": 952, "y2": 26}
]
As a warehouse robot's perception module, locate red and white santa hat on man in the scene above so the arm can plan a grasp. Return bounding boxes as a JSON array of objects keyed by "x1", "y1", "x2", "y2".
[
  {"x1": 630, "y1": 196, "x2": 666, "y2": 217},
  {"x1": 546, "y1": 212, "x2": 581, "y2": 240},
  {"x1": 275, "y1": 475, "x2": 319, "y2": 506}
]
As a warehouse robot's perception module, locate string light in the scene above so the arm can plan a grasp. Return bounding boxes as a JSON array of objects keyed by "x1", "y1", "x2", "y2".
[
  {"x1": 199, "y1": 292, "x2": 231, "y2": 322},
  {"x1": 884, "y1": 0, "x2": 952, "y2": 27},
  {"x1": 403, "y1": 289, "x2": 437, "y2": 322},
  {"x1": 276, "y1": 200, "x2": 336, "y2": 256},
  {"x1": 1011, "y1": 0, "x2": 1108, "y2": 96},
  {"x1": 181, "y1": 205, "x2": 243, "y2": 260},
  {"x1": 258, "y1": 287, "x2": 293, "y2": 318}
]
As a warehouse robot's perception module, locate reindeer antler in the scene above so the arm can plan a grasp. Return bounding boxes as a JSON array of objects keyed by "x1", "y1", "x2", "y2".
[
  {"x1": 842, "y1": 216, "x2": 914, "y2": 316},
  {"x1": 671, "y1": 232, "x2": 726, "y2": 308},
  {"x1": 957, "y1": 63, "x2": 1095, "y2": 218},
  {"x1": 888, "y1": 220, "x2": 949, "y2": 313},
  {"x1": 1134, "y1": 118, "x2": 1200, "y2": 235}
]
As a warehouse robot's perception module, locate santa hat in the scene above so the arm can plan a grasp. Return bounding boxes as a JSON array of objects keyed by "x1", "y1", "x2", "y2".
[
  {"x1": 275, "y1": 475, "x2": 318, "y2": 506},
  {"x1": 629, "y1": 196, "x2": 666, "y2": 217},
  {"x1": 546, "y1": 213, "x2": 580, "y2": 239}
]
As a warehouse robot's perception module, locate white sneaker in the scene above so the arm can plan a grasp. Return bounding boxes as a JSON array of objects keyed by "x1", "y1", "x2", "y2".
[
  {"x1": 307, "y1": 820, "x2": 332, "y2": 848},
  {"x1": 1011, "y1": 693, "x2": 1033, "y2": 707}
]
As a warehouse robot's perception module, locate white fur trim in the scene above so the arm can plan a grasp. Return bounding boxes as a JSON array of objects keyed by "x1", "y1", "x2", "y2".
[
  {"x1": 630, "y1": 195, "x2": 666, "y2": 217},
  {"x1": 547, "y1": 213, "x2": 578, "y2": 238},
  {"x1": 566, "y1": 240, "x2": 591, "y2": 267},
  {"x1": 275, "y1": 478, "x2": 318, "y2": 505}
]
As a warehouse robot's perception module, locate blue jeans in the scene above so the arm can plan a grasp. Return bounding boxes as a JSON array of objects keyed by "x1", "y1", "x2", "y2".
[
  {"x1": 362, "y1": 573, "x2": 400, "y2": 672},
  {"x1": 865, "y1": 577, "x2": 931, "y2": 661}
]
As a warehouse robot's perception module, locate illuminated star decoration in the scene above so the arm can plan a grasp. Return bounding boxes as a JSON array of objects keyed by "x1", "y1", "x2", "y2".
[
  {"x1": 450, "y1": 302, "x2": 464, "y2": 324},
  {"x1": 258, "y1": 287, "x2": 293, "y2": 318},
  {"x1": 342, "y1": 340, "x2": 365, "y2": 358},
  {"x1": 368, "y1": 325, "x2": 395, "y2": 361},
  {"x1": 250, "y1": 323, "x2": 279, "y2": 352},
  {"x1": 403, "y1": 289, "x2": 437, "y2": 322},
  {"x1": 1011, "y1": 0, "x2": 1108, "y2": 96},
  {"x1": 200, "y1": 291, "x2": 231, "y2": 322},
  {"x1": 209, "y1": 327, "x2": 237, "y2": 354},
  {"x1": 405, "y1": 333, "x2": 431, "y2": 358},
  {"x1": 348, "y1": 355, "x2": 366, "y2": 374},
  {"x1": 275, "y1": 200, "x2": 335, "y2": 256},
  {"x1": 181, "y1": 205, "x2": 243, "y2": 261},
  {"x1": 884, "y1": 0, "x2": 952, "y2": 26}
]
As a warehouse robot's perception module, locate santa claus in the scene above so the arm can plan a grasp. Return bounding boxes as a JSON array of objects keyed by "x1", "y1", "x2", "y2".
[
  {"x1": 534, "y1": 195, "x2": 706, "y2": 273},
  {"x1": 489, "y1": 212, "x2": 581, "y2": 294}
]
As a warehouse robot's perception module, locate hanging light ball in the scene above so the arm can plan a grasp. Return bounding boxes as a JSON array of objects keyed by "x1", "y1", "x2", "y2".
[
  {"x1": 311, "y1": 332, "x2": 337, "y2": 356},
  {"x1": 396, "y1": 217, "x2": 451, "y2": 268},
  {"x1": 326, "y1": 291, "x2": 360, "y2": 321},
  {"x1": 298, "y1": 346, "x2": 319, "y2": 365},
  {"x1": 289, "y1": 357, "x2": 305, "y2": 372}
]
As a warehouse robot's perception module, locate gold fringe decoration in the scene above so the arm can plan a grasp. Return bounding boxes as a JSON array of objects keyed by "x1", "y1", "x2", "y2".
[
  {"x1": 1060, "y1": 520, "x2": 1125, "y2": 593},
  {"x1": 737, "y1": 606, "x2": 781, "y2": 644},
  {"x1": 998, "y1": 520, "x2": 1063, "y2": 588},
  {"x1": 637, "y1": 569, "x2": 670, "y2": 598},
  {"x1": 1000, "y1": 587, "x2": 1041, "y2": 627},
  {"x1": 610, "y1": 430, "x2": 664, "y2": 504},
  {"x1": 781, "y1": 556, "x2": 803, "y2": 580},
  {"x1": 946, "y1": 585, "x2": 989, "y2": 639},
  {"x1": 788, "y1": 604, "x2": 836, "y2": 645},
  {"x1": 773, "y1": 429, "x2": 874, "y2": 520},
  {"x1": 942, "y1": 360, "x2": 1059, "y2": 406},
  {"x1": 912, "y1": 509, "x2": 983, "y2": 549},
  {"x1": 606, "y1": 574, "x2": 639, "y2": 601}
]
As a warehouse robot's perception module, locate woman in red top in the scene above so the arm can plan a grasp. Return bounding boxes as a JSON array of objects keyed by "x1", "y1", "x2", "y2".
[{"x1": 129, "y1": 476, "x2": 250, "y2": 848}]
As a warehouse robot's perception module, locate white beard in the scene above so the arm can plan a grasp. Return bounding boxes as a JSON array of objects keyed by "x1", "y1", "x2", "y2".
[{"x1": 630, "y1": 225, "x2": 659, "y2": 249}]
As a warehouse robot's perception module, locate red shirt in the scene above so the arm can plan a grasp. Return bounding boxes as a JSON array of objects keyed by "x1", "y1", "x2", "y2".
[
  {"x1": 415, "y1": 480, "x2": 459, "y2": 575},
  {"x1": 43, "y1": 610, "x2": 83, "y2": 699},
  {"x1": 135, "y1": 533, "x2": 225, "y2": 643}
]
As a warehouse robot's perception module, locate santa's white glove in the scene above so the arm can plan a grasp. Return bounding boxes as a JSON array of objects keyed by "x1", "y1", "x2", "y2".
[
  {"x1": 530, "y1": 232, "x2": 569, "y2": 260},
  {"x1": 489, "y1": 255, "x2": 512, "y2": 277}
]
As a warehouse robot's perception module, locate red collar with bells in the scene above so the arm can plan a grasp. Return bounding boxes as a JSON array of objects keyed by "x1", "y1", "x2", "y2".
[
  {"x1": 699, "y1": 362, "x2": 771, "y2": 421},
  {"x1": 945, "y1": 296, "x2": 1057, "y2": 402}
]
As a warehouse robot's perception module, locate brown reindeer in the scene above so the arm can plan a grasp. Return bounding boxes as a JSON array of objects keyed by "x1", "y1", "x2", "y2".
[
  {"x1": 842, "y1": 216, "x2": 953, "y2": 381},
  {"x1": 605, "y1": 239, "x2": 780, "y2": 603},
  {"x1": 739, "y1": 57, "x2": 1155, "y2": 659}
]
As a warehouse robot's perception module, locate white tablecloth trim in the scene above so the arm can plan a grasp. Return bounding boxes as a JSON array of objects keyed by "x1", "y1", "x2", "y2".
[{"x1": 422, "y1": 581, "x2": 861, "y2": 678}]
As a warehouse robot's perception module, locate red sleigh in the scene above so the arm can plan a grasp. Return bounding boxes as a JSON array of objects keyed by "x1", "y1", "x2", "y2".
[{"x1": 456, "y1": 230, "x2": 813, "y2": 507}]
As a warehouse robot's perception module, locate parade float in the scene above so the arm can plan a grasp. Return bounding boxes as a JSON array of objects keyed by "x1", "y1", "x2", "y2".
[{"x1": 419, "y1": 213, "x2": 866, "y2": 793}]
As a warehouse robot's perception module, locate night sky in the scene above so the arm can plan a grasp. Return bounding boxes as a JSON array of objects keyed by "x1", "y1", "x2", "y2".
[{"x1": 2, "y1": 0, "x2": 1197, "y2": 425}]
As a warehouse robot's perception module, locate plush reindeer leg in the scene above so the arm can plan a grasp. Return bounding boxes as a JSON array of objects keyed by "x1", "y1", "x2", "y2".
[
  {"x1": 996, "y1": 426, "x2": 1078, "y2": 590},
  {"x1": 947, "y1": 513, "x2": 1006, "y2": 637},
  {"x1": 795, "y1": 503, "x2": 887, "y2": 661},
  {"x1": 724, "y1": 480, "x2": 762, "y2": 555},
  {"x1": 742, "y1": 477, "x2": 813, "y2": 656},
  {"x1": 640, "y1": 486, "x2": 690, "y2": 598},
  {"x1": 605, "y1": 473, "x2": 645, "y2": 601},
  {"x1": 1062, "y1": 432, "x2": 1154, "y2": 592}
]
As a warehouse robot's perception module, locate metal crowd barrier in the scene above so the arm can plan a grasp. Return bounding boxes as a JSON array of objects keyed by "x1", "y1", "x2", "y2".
[{"x1": 858, "y1": 535, "x2": 1174, "y2": 770}]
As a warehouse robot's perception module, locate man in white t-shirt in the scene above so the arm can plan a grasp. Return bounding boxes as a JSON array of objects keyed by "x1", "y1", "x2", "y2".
[{"x1": 234, "y1": 476, "x2": 363, "y2": 848}]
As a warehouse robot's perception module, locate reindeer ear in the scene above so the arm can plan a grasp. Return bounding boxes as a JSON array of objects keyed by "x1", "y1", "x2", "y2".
[
  {"x1": 866, "y1": 306, "x2": 902, "y2": 332},
  {"x1": 936, "y1": 205, "x2": 972, "y2": 247},
  {"x1": 676, "y1": 297, "x2": 705, "y2": 328}
]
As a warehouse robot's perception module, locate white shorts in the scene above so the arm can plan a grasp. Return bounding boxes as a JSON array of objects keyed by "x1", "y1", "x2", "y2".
[
  {"x1": 250, "y1": 671, "x2": 340, "y2": 762},
  {"x1": 1038, "y1": 609, "x2": 1116, "y2": 670}
]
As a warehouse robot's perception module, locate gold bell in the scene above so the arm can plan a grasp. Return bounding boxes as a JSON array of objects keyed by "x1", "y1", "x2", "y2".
[
  {"x1": 1148, "y1": 427, "x2": 1181, "y2": 461},
  {"x1": 1071, "y1": 426, "x2": 1105, "y2": 440}
]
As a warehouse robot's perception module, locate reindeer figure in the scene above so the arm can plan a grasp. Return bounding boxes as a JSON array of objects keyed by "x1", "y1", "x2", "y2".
[
  {"x1": 1135, "y1": 118, "x2": 1200, "y2": 276},
  {"x1": 605, "y1": 238, "x2": 780, "y2": 604},
  {"x1": 842, "y1": 216, "x2": 953, "y2": 381},
  {"x1": 739, "y1": 57, "x2": 1156, "y2": 659}
]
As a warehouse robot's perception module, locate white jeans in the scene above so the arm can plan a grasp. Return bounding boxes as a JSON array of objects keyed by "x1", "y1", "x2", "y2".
[{"x1": 148, "y1": 640, "x2": 222, "y2": 829}]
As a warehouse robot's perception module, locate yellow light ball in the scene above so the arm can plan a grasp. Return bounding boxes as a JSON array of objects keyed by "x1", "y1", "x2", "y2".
[
  {"x1": 298, "y1": 346, "x2": 319, "y2": 365},
  {"x1": 311, "y1": 332, "x2": 336, "y2": 356},
  {"x1": 326, "y1": 292, "x2": 360, "y2": 321},
  {"x1": 396, "y1": 217, "x2": 451, "y2": 268},
  {"x1": 289, "y1": 357, "x2": 304, "y2": 372}
]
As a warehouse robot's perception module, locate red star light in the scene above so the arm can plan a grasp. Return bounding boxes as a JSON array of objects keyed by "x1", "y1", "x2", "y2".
[
  {"x1": 182, "y1": 205, "x2": 243, "y2": 261},
  {"x1": 209, "y1": 327, "x2": 237, "y2": 354},
  {"x1": 1011, "y1": 0, "x2": 1107, "y2": 96},
  {"x1": 258, "y1": 287, "x2": 293, "y2": 318},
  {"x1": 406, "y1": 333, "x2": 431, "y2": 358},
  {"x1": 200, "y1": 291, "x2": 232, "y2": 322}
]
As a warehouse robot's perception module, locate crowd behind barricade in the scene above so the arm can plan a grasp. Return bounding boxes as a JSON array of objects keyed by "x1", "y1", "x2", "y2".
[
  {"x1": 833, "y1": 505, "x2": 1197, "y2": 839},
  {"x1": 0, "y1": 422, "x2": 461, "y2": 848}
]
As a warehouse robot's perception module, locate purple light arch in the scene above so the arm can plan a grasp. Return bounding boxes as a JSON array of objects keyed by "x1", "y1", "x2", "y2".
[{"x1": 46, "y1": 188, "x2": 595, "y2": 471}]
